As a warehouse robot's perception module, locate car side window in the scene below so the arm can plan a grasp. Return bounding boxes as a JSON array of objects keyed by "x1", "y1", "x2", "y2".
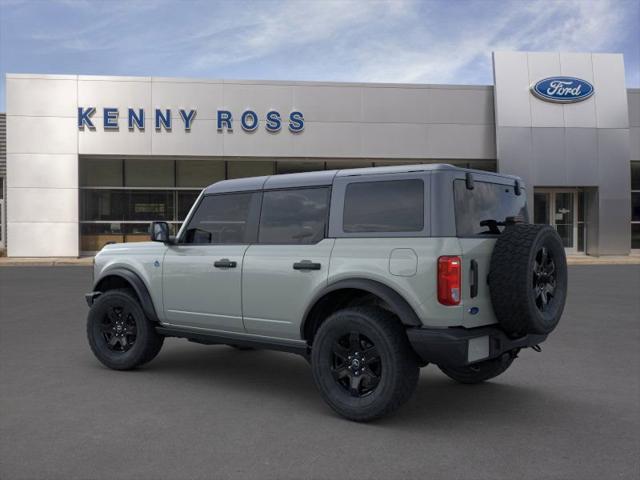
[
  {"x1": 258, "y1": 188, "x2": 330, "y2": 244},
  {"x1": 343, "y1": 179, "x2": 424, "y2": 233},
  {"x1": 182, "y1": 192, "x2": 259, "y2": 244}
]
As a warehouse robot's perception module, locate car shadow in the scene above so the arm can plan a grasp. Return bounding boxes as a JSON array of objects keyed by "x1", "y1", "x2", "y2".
[{"x1": 124, "y1": 342, "x2": 572, "y2": 426}]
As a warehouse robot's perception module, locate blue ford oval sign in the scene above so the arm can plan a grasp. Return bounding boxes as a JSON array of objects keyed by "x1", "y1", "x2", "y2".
[{"x1": 531, "y1": 77, "x2": 594, "y2": 103}]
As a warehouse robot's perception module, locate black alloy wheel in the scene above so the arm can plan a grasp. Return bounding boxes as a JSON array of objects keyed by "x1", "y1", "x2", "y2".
[
  {"x1": 87, "y1": 289, "x2": 164, "y2": 370},
  {"x1": 532, "y1": 246, "x2": 556, "y2": 312},
  {"x1": 331, "y1": 332, "x2": 382, "y2": 398},
  {"x1": 311, "y1": 306, "x2": 419, "y2": 422},
  {"x1": 100, "y1": 305, "x2": 137, "y2": 352}
]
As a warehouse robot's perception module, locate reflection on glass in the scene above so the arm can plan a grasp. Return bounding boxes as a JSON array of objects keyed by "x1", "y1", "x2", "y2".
[
  {"x1": 260, "y1": 188, "x2": 330, "y2": 243},
  {"x1": 534, "y1": 193, "x2": 550, "y2": 224},
  {"x1": 554, "y1": 193, "x2": 574, "y2": 248},
  {"x1": 632, "y1": 224, "x2": 640, "y2": 249}
]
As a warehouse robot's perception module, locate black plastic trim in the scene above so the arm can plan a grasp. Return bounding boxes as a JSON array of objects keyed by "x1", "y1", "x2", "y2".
[
  {"x1": 85, "y1": 291, "x2": 102, "y2": 307},
  {"x1": 406, "y1": 325, "x2": 547, "y2": 367},
  {"x1": 465, "y1": 172, "x2": 475, "y2": 190},
  {"x1": 293, "y1": 261, "x2": 322, "y2": 270},
  {"x1": 301, "y1": 278, "x2": 423, "y2": 338},
  {"x1": 92, "y1": 268, "x2": 159, "y2": 322},
  {"x1": 156, "y1": 326, "x2": 309, "y2": 358},
  {"x1": 470, "y1": 259, "x2": 479, "y2": 298}
]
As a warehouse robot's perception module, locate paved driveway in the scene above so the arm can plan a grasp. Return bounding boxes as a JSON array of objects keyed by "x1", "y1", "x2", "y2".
[{"x1": 1, "y1": 265, "x2": 638, "y2": 480}]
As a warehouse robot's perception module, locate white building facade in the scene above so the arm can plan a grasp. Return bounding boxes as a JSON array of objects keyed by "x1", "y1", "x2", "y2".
[{"x1": 3, "y1": 51, "x2": 639, "y2": 257}]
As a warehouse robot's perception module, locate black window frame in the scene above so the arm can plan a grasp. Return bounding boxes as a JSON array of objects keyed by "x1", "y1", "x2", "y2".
[
  {"x1": 257, "y1": 186, "x2": 331, "y2": 245},
  {"x1": 178, "y1": 191, "x2": 261, "y2": 245}
]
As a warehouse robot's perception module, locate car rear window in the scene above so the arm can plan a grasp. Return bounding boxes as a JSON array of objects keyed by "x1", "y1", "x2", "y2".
[
  {"x1": 454, "y1": 180, "x2": 527, "y2": 236},
  {"x1": 343, "y1": 179, "x2": 424, "y2": 233}
]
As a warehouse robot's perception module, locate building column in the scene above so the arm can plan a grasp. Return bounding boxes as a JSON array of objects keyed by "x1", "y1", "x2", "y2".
[{"x1": 6, "y1": 74, "x2": 80, "y2": 257}]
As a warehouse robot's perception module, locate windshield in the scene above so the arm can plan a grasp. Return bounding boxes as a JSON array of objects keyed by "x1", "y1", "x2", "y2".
[{"x1": 454, "y1": 179, "x2": 527, "y2": 236}]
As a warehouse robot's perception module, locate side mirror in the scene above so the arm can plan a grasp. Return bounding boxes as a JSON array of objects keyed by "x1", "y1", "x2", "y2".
[{"x1": 150, "y1": 221, "x2": 170, "y2": 243}]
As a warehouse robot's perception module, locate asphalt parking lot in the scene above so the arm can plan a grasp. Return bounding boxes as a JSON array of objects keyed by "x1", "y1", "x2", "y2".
[{"x1": 1, "y1": 265, "x2": 639, "y2": 480}]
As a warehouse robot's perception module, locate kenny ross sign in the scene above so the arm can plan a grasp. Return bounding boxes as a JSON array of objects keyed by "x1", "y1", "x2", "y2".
[
  {"x1": 530, "y1": 77, "x2": 594, "y2": 103},
  {"x1": 77, "y1": 107, "x2": 304, "y2": 133}
]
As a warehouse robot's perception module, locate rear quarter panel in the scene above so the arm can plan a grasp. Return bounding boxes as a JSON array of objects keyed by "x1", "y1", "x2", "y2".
[{"x1": 328, "y1": 237, "x2": 465, "y2": 327}]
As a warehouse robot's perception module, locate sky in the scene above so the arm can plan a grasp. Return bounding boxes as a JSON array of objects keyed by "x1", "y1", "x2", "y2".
[{"x1": 0, "y1": 0, "x2": 639, "y2": 111}]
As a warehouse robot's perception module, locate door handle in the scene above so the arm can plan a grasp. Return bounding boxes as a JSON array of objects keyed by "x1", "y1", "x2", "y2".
[
  {"x1": 214, "y1": 258, "x2": 237, "y2": 269},
  {"x1": 470, "y1": 259, "x2": 478, "y2": 298},
  {"x1": 293, "y1": 260, "x2": 321, "y2": 271}
]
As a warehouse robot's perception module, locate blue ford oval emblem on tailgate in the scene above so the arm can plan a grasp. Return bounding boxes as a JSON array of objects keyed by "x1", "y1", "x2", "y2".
[{"x1": 531, "y1": 76, "x2": 594, "y2": 103}]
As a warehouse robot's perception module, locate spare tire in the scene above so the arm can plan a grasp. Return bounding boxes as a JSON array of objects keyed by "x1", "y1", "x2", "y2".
[{"x1": 488, "y1": 224, "x2": 567, "y2": 337}]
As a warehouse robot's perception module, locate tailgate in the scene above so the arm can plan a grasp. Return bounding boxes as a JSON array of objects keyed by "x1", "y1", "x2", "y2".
[{"x1": 458, "y1": 238, "x2": 499, "y2": 328}]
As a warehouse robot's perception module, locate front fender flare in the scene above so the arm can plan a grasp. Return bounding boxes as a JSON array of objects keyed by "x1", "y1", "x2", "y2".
[{"x1": 93, "y1": 267, "x2": 159, "y2": 322}]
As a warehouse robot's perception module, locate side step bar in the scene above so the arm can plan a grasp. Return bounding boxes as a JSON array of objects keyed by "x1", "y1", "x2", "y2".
[{"x1": 156, "y1": 326, "x2": 310, "y2": 358}]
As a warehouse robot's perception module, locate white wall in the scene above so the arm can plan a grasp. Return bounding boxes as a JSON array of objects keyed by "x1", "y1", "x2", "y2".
[
  {"x1": 6, "y1": 74, "x2": 79, "y2": 257},
  {"x1": 6, "y1": 74, "x2": 496, "y2": 257},
  {"x1": 73, "y1": 76, "x2": 495, "y2": 159}
]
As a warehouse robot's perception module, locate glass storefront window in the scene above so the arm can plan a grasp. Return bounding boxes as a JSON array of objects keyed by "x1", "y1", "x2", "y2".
[
  {"x1": 128, "y1": 190, "x2": 174, "y2": 221},
  {"x1": 80, "y1": 222, "x2": 182, "y2": 251},
  {"x1": 326, "y1": 160, "x2": 374, "y2": 170},
  {"x1": 534, "y1": 192, "x2": 550, "y2": 224},
  {"x1": 77, "y1": 157, "x2": 502, "y2": 251},
  {"x1": 631, "y1": 162, "x2": 640, "y2": 191},
  {"x1": 80, "y1": 158, "x2": 123, "y2": 187},
  {"x1": 178, "y1": 191, "x2": 200, "y2": 220},
  {"x1": 176, "y1": 160, "x2": 225, "y2": 187},
  {"x1": 276, "y1": 161, "x2": 325, "y2": 174},
  {"x1": 81, "y1": 190, "x2": 126, "y2": 221},
  {"x1": 125, "y1": 159, "x2": 175, "y2": 187},
  {"x1": 632, "y1": 192, "x2": 640, "y2": 222},
  {"x1": 632, "y1": 224, "x2": 640, "y2": 250},
  {"x1": 227, "y1": 160, "x2": 274, "y2": 179}
]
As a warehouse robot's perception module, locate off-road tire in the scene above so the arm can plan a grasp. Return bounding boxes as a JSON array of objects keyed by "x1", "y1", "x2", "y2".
[
  {"x1": 311, "y1": 307, "x2": 419, "y2": 422},
  {"x1": 439, "y1": 353, "x2": 515, "y2": 384},
  {"x1": 489, "y1": 224, "x2": 567, "y2": 337},
  {"x1": 87, "y1": 289, "x2": 164, "y2": 370}
]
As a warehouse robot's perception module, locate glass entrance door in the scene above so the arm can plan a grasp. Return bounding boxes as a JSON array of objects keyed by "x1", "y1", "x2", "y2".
[
  {"x1": 534, "y1": 189, "x2": 580, "y2": 253},
  {"x1": 554, "y1": 192, "x2": 575, "y2": 252}
]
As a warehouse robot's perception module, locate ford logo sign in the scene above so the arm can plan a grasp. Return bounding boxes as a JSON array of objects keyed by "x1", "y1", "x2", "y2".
[{"x1": 531, "y1": 77, "x2": 594, "y2": 103}]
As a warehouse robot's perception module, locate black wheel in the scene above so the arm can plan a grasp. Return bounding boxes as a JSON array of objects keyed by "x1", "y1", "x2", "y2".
[
  {"x1": 439, "y1": 353, "x2": 515, "y2": 384},
  {"x1": 489, "y1": 224, "x2": 567, "y2": 337},
  {"x1": 311, "y1": 307, "x2": 419, "y2": 422},
  {"x1": 87, "y1": 289, "x2": 164, "y2": 370}
]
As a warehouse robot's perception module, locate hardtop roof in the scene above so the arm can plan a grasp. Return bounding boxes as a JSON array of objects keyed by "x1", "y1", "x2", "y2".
[{"x1": 202, "y1": 163, "x2": 521, "y2": 195}]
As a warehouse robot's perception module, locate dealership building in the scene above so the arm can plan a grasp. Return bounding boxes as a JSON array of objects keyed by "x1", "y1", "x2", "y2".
[{"x1": 1, "y1": 51, "x2": 639, "y2": 257}]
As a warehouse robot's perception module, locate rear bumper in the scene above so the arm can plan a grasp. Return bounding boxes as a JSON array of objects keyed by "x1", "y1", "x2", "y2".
[{"x1": 406, "y1": 325, "x2": 547, "y2": 367}]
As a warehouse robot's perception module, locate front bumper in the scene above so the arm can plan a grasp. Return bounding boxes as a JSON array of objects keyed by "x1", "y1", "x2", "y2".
[{"x1": 406, "y1": 325, "x2": 547, "y2": 367}]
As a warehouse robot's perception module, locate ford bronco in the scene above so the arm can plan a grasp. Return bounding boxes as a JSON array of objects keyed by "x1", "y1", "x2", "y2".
[{"x1": 86, "y1": 164, "x2": 567, "y2": 421}]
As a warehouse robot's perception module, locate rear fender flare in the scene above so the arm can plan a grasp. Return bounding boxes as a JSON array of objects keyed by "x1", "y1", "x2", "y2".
[{"x1": 301, "y1": 278, "x2": 422, "y2": 339}]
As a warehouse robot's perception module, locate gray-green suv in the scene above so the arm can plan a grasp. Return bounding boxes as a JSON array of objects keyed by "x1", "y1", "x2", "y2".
[{"x1": 86, "y1": 164, "x2": 567, "y2": 421}]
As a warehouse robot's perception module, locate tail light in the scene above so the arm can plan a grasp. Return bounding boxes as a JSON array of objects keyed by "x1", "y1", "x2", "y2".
[{"x1": 438, "y1": 256, "x2": 461, "y2": 306}]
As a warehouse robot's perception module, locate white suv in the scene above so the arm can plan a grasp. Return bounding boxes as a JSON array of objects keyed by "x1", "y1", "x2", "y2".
[{"x1": 85, "y1": 164, "x2": 567, "y2": 421}]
